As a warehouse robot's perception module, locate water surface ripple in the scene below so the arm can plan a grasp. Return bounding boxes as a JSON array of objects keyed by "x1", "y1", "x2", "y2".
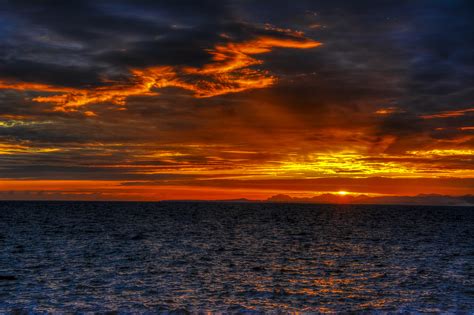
[{"x1": 0, "y1": 201, "x2": 473, "y2": 312}]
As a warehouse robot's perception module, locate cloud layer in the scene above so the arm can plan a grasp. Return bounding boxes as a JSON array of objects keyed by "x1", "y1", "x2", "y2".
[{"x1": 0, "y1": 0, "x2": 472, "y2": 199}]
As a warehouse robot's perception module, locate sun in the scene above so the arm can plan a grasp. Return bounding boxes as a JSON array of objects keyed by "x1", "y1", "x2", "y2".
[{"x1": 337, "y1": 190, "x2": 349, "y2": 196}]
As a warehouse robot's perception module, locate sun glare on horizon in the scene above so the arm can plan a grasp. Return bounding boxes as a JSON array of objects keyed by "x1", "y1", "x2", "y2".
[{"x1": 337, "y1": 190, "x2": 349, "y2": 196}]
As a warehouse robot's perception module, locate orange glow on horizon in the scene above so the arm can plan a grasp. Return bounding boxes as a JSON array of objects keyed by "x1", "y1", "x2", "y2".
[
  {"x1": 1, "y1": 176, "x2": 472, "y2": 201},
  {"x1": 0, "y1": 137, "x2": 472, "y2": 200}
]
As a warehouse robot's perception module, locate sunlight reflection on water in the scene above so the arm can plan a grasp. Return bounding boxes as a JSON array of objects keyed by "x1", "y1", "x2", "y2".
[{"x1": 0, "y1": 201, "x2": 473, "y2": 313}]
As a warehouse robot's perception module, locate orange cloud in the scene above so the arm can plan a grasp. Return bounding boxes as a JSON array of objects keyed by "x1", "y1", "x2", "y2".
[
  {"x1": 32, "y1": 66, "x2": 175, "y2": 111},
  {"x1": 374, "y1": 107, "x2": 402, "y2": 115},
  {"x1": 420, "y1": 107, "x2": 474, "y2": 119},
  {"x1": 0, "y1": 35, "x2": 321, "y2": 112},
  {"x1": 186, "y1": 36, "x2": 321, "y2": 75}
]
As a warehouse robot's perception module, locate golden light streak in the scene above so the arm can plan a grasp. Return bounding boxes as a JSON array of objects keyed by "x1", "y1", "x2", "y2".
[
  {"x1": 82, "y1": 146, "x2": 474, "y2": 179},
  {"x1": 408, "y1": 149, "x2": 474, "y2": 156},
  {"x1": 0, "y1": 118, "x2": 51, "y2": 127},
  {"x1": 0, "y1": 143, "x2": 60, "y2": 155},
  {"x1": 276, "y1": 153, "x2": 415, "y2": 177}
]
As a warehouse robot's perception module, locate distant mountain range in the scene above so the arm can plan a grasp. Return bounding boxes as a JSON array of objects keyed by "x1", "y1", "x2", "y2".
[
  {"x1": 266, "y1": 193, "x2": 474, "y2": 206},
  {"x1": 1, "y1": 194, "x2": 472, "y2": 205},
  {"x1": 163, "y1": 194, "x2": 474, "y2": 206}
]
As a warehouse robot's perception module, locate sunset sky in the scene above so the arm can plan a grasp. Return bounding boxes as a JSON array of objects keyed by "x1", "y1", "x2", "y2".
[{"x1": 0, "y1": 0, "x2": 473, "y2": 200}]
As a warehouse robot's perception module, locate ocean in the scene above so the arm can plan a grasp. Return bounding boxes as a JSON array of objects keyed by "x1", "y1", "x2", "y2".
[{"x1": 0, "y1": 201, "x2": 473, "y2": 313}]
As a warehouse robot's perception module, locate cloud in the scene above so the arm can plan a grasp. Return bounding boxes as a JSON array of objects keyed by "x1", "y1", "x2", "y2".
[
  {"x1": 420, "y1": 108, "x2": 474, "y2": 119},
  {"x1": 374, "y1": 107, "x2": 403, "y2": 116},
  {"x1": 0, "y1": 0, "x2": 472, "y2": 199},
  {"x1": 0, "y1": 34, "x2": 320, "y2": 112}
]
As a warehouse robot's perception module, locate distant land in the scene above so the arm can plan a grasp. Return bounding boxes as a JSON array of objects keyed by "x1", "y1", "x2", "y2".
[
  {"x1": 1, "y1": 193, "x2": 473, "y2": 206},
  {"x1": 265, "y1": 193, "x2": 474, "y2": 206},
  {"x1": 160, "y1": 194, "x2": 474, "y2": 206}
]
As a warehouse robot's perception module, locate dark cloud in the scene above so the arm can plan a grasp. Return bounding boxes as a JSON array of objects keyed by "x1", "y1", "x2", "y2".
[
  {"x1": 0, "y1": 59, "x2": 104, "y2": 88},
  {"x1": 0, "y1": 0, "x2": 230, "y2": 87}
]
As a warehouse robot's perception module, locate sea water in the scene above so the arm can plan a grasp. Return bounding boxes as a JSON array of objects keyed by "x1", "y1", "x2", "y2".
[{"x1": 0, "y1": 201, "x2": 473, "y2": 313}]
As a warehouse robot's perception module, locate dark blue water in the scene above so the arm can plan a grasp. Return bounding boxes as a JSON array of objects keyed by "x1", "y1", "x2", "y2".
[{"x1": 0, "y1": 201, "x2": 473, "y2": 313}]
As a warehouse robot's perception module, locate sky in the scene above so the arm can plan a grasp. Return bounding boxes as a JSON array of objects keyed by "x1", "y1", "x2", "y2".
[{"x1": 0, "y1": 0, "x2": 473, "y2": 201}]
